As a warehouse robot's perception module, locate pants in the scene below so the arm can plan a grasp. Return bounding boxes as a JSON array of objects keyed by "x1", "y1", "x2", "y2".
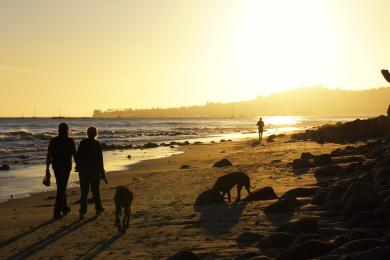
[
  {"x1": 258, "y1": 129, "x2": 263, "y2": 141},
  {"x1": 79, "y1": 172, "x2": 103, "y2": 214},
  {"x1": 54, "y1": 170, "x2": 71, "y2": 216}
]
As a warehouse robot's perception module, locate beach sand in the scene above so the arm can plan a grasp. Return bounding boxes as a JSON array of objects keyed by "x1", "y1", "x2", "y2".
[{"x1": 0, "y1": 136, "x2": 347, "y2": 259}]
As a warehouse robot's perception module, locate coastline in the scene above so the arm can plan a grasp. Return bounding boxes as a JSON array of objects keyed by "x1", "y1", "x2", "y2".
[{"x1": 0, "y1": 135, "x2": 348, "y2": 259}]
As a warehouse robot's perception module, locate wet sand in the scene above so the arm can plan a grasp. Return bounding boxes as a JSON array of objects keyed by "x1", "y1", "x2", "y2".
[{"x1": 0, "y1": 136, "x2": 347, "y2": 259}]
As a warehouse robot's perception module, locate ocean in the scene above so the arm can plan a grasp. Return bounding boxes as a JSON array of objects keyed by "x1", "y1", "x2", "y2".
[{"x1": 0, "y1": 116, "x2": 364, "y2": 202}]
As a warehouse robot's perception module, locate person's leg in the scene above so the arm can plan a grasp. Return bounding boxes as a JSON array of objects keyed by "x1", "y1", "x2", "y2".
[
  {"x1": 91, "y1": 175, "x2": 103, "y2": 214},
  {"x1": 53, "y1": 171, "x2": 63, "y2": 219},
  {"x1": 62, "y1": 171, "x2": 71, "y2": 215},
  {"x1": 79, "y1": 173, "x2": 89, "y2": 218}
]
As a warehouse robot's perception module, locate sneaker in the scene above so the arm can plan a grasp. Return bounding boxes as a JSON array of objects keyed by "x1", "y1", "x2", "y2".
[
  {"x1": 96, "y1": 208, "x2": 105, "y2": 216},
  {"x1": 63, "y1": 206, "x2": 71, "y2": 216}
]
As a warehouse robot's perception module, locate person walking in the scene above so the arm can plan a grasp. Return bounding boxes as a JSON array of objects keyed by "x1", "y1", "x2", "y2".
[
  {"x1": 46, "y1": 122, "x2": 77, "y2": 220},
  {"x1": 256, "y1": 117, "x2": 265, "y2": 142},
  {"x1": 76, "y1": 126, "x2": 106, "y2": 220}
]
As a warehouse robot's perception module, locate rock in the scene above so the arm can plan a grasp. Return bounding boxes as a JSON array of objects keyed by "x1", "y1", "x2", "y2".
[
  {"x1": 244, "y1": 187, "x2": 278, "y2": 201},
  {"x1": 264, "y1": 196, "x2": 300, "y2": 213},
  {"x1": 236, "y1": 232, "x2": 265, "y2": 246},
  {"x1": 292, "y1": 159, "x2": 312, "y2": 170},
  {"x1": 315, "y1": 165, "x2": 344, "y2": 177},
  {"x1": 346, "y1": 211, "x2": 373, "y2": 228},
  {"x1": 323, "y1": 186, "x2": 345, "y2": 205},
  {"x1": 340, "y1": 182, "x2": 374, "y2": 206},
  {"x1": 212, "y1": 159, "x2": 232, "y2": 168},
  {"x1": 343, "y1": 192, "x2": 379, "y2": 219},
  {"x1": 276, "y1": 218, "x2": 319, "y2": 235},
  {"x1": 344, "y1": 246, "x2": 390, "y2": 260},
  {"x1": 247, "y1": 256, "x2": 271, "y2": 260},
  {"x1": 142, "y1": 142, "x2": 158, "y2": 149},
  {"x1": 282, "y1": 187, "x2": 318, "y2": 198},
  {"x1": 313, "y1": 154, "x2": 333, "y2": 166},
  {"x1": 267, "y1": 135, "x2": 276, "y2": 142},
  {"x1": 127, "y1": 155, "x2": 132, "y2": 159},
  {"x1": 180, "y1": 165, "x2": 190, "y2": 169},
  {"x1": 235, "y1": 251, "x2": 258, "y2": 260},
  {"x1": 194, "y1": 189, "x2": 225, "y2": 206},
  {"x1": 259, "y1": 232, "x2": 295, "y2": 248},
  {"x1": 276, "y1": 240, "x2": 332, "y2": 260},
  {"x1": 167, "y1": 251, "x2": 200, "y2": 260},
  {"x1": 292, "y1": 233, "x2": 321, "y2": 246},
  {"x1": 301, "y1": 152, "x2": 315, "y2": 160},
  {"x1": 341, "y1": 238, "x2": 384, "y2": 251},
  {"x1": 0, "y1": 164, "x2": 10, "y2": 171},
  {"x1": 311, "y1": 190, "x2": 328, "y2": 205}
]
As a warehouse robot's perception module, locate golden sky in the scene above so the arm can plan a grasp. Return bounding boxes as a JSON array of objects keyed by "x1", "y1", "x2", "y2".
[{"x1": 1, "y1": 0, "x2": 390, "y2": 117}]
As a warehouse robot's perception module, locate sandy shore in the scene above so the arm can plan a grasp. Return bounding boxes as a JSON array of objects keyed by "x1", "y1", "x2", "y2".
[{"x1": 0, "y1": 136, "x2": 347, "y2": 259}]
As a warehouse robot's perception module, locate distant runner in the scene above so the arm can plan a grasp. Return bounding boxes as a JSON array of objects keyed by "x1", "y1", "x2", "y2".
[{"x1": 256, "y1": 117, "x2": 264, "y2": 142}]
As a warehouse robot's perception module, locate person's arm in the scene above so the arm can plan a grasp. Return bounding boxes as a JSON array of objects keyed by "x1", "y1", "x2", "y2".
[
  {"x1": 97, "y1": 142, "x2": 107, "y2": 183},
  {"x1": 46, "y1": 141, "x2": 52, "y2": 176}
]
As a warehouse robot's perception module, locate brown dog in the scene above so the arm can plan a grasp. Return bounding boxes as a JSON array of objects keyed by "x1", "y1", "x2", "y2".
[
  {"x1": 114, "y1": 186, "x2": 133, "y2": 232},
  {"x1": 212, "y1": 172, "x2": 254, "y2": 202}
]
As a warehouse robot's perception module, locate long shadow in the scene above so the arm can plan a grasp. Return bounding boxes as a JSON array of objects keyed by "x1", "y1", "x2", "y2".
[
  {"x1": 196, "y1": 202, "x2": 247, "y2": 236},
  {"x1": 0, "y1": 219, "x2": 55, "y2": 249},
  {"x1": 77, "y1": 232, "x2": 124, "y2": 260},
  {"x1": 6, "y1": 216, "x2": 97, "y2": 260}
]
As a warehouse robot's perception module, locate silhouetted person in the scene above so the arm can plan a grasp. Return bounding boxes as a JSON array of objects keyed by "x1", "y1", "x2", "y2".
[
  {"x1": 256, "y1": 117, "x2": 264, "y2": 142},
  {"x1": 46, "y1": 122, "x2": 76, "y2": 220},
  {"x1": 381, "y1": 69, "x2": 390, "y2": 83},
  {"x1": 76, "y1": 127, "x2": 105, "y2": 220},
  {"x1": 387, "y1": 104, "x2": 390, "y2": 117}
]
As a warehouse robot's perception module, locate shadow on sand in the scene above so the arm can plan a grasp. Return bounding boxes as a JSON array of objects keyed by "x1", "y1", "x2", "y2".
[
  {"x1": 6, "y1": 216, "x2": 97, "y2": 260},
  {"x1": 77, "y1": 232, "x2": 124, "y2": 260},
  {"x1": 196, "y1": 202, "x2": 247, "y2": 236},
  {"x1": 0, "y1": 219, "x2": 56, "y2": 250}
]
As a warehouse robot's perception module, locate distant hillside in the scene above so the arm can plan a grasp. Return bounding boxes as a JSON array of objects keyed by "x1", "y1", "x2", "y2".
[{"x1": 93, "y1": 87, "x2": 390, "y2": 118}]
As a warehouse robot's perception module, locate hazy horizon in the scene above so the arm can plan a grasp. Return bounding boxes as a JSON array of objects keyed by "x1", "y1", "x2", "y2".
[{"x1": 1, "y1": 0, "x2": 390, "y2": 117}]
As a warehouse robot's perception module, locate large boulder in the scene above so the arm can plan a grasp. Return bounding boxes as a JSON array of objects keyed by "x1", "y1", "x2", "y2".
[
  {"x1": 142, "y1": 142, "x2": 159, "y2": 149},
  {"x1": 282, "y1": 187, "x2": 318, "y2": 198},
  {"x1": 276, "y1": 218, "x2": 319, "y2": 235},
  {"x1": 313, "y1": 154, "x2": 333, "y2": 166},
  {"x1": 292, "y1": 159, "x2": 312, "y2": 170},
  {"x1": 341, "y1": 238, "x2": 384, "y2": 251},
  {"x1": 343, "y1": 192, "x2": 379, "y2": 219},
  {"x1": 244, "y1": 186, "x2": 278, "y2": 201},
  {"x1": 300, "y1": 152, "x2": 315, "y2": 160},
  {"x1": 167, "y1": 251, "x2": 200, "y2": 260},
  {"x1": 259, "y1": 232, "x2": 295, "y2": 248},
  {"x1": 236, "y1": 232, "x2": 265, "y2": 246},
  {"x1": 315, "y1": 165, "x2": 343, "y2": 178},
  {"x1": 276, "y1": 239, "x2": 332, "y2": 260},
  {"x1": 340, "y1": 182, "x2": 374, "y2": 206},
  {"x1": 264, "y1": 196, "x2": 300, "y2": 213},
  {"x1": 212, "y1": 159, "x2": 232, "y2": 168},
  {"x1": 194, "y1": 189, "x2": 224, "y2": 206}
]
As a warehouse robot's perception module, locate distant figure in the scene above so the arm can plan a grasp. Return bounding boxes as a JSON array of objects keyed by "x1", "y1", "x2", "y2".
[
  {"x1": 256, "y1": 117, "x2": 265, "y2": 142},
  {"x1": 381, "y1": 69, "x2": 390, "y2": 83},
  {"x1": 76, "y1": 127, "x2": 106, "y2": 220},
  {"x1": 387, "y1": 104, "x2": 390, "y2": 117},
  {"x1": 46, "y1": 123, "x2": 76, "y2": 220}
]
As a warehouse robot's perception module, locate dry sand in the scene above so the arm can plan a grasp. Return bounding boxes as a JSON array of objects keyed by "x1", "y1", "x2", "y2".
[{"x1": 0, "y1": 136, "x2": 347, "y2": 259}]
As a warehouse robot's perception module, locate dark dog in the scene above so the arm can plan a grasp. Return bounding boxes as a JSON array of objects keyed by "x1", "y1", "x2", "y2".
[
  {"x1": 114, "y1": 186, "x2": 133, "y2": 232},
  {"x1": 213, "y1": 172, "x2": 254, "y2": 202}
]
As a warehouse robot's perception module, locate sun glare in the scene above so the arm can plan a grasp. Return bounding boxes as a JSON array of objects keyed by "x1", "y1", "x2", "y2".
[{"x1": 232, "y1": 1, "x2": 334, "y2": 95}]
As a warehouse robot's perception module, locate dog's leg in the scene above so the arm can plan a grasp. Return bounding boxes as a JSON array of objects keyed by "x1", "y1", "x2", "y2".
[
  {"x1": 227, "y1": 190, "x2": 231, "y2": 203},
  {"x1": 125, "y1": 205, "x2": 130, "y2": 229},
  {"x1": 245, "y1": 184, "x2": 251, "y2": 195},
  {"x1": 236, "y1": 184, "x2": 243, "y2": 202}
]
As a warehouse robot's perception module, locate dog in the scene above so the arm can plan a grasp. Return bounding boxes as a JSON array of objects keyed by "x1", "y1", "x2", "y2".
[
  {"x1": 114, "y1": 186, "x2": 133, "y2": 232},
  {"x1": 212, "y1": 172, "x2": 255, "y2": 202}
]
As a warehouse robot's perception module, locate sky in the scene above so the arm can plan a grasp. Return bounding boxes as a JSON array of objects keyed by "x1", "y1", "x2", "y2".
[{"x1": 1, "y1": 0, "x2": 390, "y2": 117}]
